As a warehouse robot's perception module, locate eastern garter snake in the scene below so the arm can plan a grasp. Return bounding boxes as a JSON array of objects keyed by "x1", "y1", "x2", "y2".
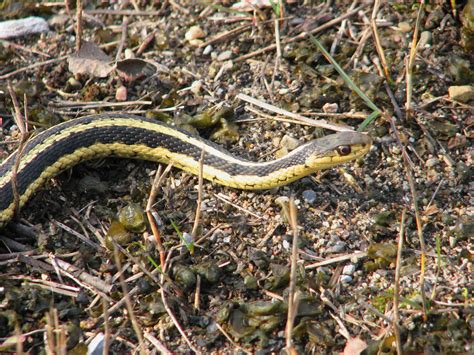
[{"x1": 0, "y1": 113, "x2": 372, "y2": 227}]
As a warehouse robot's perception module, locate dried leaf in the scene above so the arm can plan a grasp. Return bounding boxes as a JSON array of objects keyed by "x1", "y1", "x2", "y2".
[
  {"x1": 342, "y1": 337, "x2": 367, "y2": 355},
  {"x1": 116, "y1": 58, "x2": 157, "y2": 82},
  {"x1": 68, "y1": 41, "x2": 113, "y2": 78}
]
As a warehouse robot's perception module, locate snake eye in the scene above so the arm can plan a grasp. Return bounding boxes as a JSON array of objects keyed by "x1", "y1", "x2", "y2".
[{"x1": 337, "y1": 145, "x2": 351, "y2": 156}]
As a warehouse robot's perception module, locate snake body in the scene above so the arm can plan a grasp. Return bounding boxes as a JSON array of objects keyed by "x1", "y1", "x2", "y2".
[{"x1": 0, "y1": 113, "x2": 371, "y2": 227}]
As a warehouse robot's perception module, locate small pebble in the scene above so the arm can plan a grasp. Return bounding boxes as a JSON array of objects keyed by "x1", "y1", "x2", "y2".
[
  {"x1": 280, "y1": 135, "x2": 302, "y2": 151},
  {"x1": 190, "y1": 80, "x2": 202, "y2": 95},
  {"x1": 124, "y1": 48, "x2": 135, "y2": 59},
  {"x1": 418, "y1": 31, "x2": 432, "y2": 47},
  {"x1": 185, "y1": 25, "x2": 205, "y2": 41},
  {"x1": 326, "y1": 241, "x2": 347, "y2": 254},
  {"x1": 217, "y1": 50, "x2": 232, "y2": 61},
  {"x1": 343, "y1": 264, "x2": 356, "y2": 275},
  {"x1": 302, "y1": 190, "x2": 317, "y2": 204},
  {"x1": 398, "y1": 21, "x2": 411, "y2": 33},
  {"x1": 203, "y1": 44, "x2": 213, "y2": 55},
  {"x1": 448, "y1": 85, "x2": 474, "y2": 103},
  {"x1": 322, "y1": 102, "x2": 339, "y2": 113},
  {"x1": 340, "y1": 275, "x2": 353, "y2": 284},
  {"x1": 115, "y1": 85, "x2": 127, "y2": 101}
]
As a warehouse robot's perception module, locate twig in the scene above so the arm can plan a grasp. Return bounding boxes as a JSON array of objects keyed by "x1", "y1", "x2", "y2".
[
  {"x1": 214, "y1": 322, "x2": 251, "y2": 354},
  {"x1": 191, "y1": 150, "x2": 205, "y2": 239},
  {"x1": 386, "y1": 113, "x2": 427, "y2": 320},
  {"x1": 85, "y1": 9, "x2": 164, "y2": 16},
  {"x1": 393, "y1": 209, "x2": 406, "y2": 355},
  {"x1": 115, "y1": 16, "x2": 129, "y2": 62},
  {"x1": 194, "y1": 275, "x2": 201, "y2": 311},
  {"x1": 49, "y1": 100, "x2": 152, "y2": 109},
  {"x1": 0, "y1": 55, "x2": 69, "y2": 80},
  {"x1": 160, "y1": 283, "x2": 199, "y2": 352},
  {"x1": 136, "y1": 29, "x2": 157, "y2": 56},
  {"x1": 143, "y1": 332, "x2": 170, "y2": 353},
  {"x1": 285, "y1": 196, "x2": 299, "y2": 352},
  {"x1": 7, "y1": 275, "x2": 79, "y2": 297},
  {"x1": 199, "y1": 24, "x2": 252, "y2": 48},
  {"x1": 146, "y1": 163, "x2": 173, "y2": 269},
  {"x1": 47, "y1": 256, "x2": 113, "y2": 294},
  {"x1": 75, "y1": 0, "x2": 83, "y2": 51},
  {"x1": 237, "y1": 93, "x2": 353, "y2": 131},
  {"x1": 370, "y1": 0, "x2": 391, "y2": 82},
  {"x1": 102, "y1": 298, "x2": 111, "y2": 355},
  {"x1": 112, "y1": 247, "x2": 147, "y2": 355},
  {"x1": 213, "y1": 193, "x2": 264, "y2": 220},
  {"x1": 305, "y1": 251, "x2": 367, "y2": 269},
  {"x1": 235, "y1": 6, "x2": 363, "y2": 61},
  {"x1": 0, "y1": 39, "x2": 51, "y2": 57},
  {"x1": 274, "y1": 17, "x2": 282, "y2": 58},
  {"x1": 53, "y1": 220, "x2": 103, "y2": 251}
]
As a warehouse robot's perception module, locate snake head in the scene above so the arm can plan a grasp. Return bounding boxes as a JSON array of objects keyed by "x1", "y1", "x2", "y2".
[{"x1": 304, "y1": 131, "x2": 372, "y2": 170}]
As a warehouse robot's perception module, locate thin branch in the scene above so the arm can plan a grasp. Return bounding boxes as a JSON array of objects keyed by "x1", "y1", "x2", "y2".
[
  {"x1": 285, "y1": 196, "x2": 299, "y2": 351},
  {"x1": 112, "y1": 247, "x2": 147, "y2": 354},
  {"x1": 75, "y1": 0, "x2": 83, "y2": 51},
  {"x1": 146, "y1": 163, "x2": 173, "y2": 269},
  {"x1": 191, "y1": 150, "x2": 205, "y2": 239},
  {"x1": 237, "y1": 93, "x2": 353, "y2": 131},
  {"x1": 160, "y1": 284, "x2": 199, "y2": 352},
  {"x1": 371, "y1": 0, "x2": 391, "y2": 82},
  {"x1": 386, "y1": 113, "x2": 427, "y2": 320},
  {"x1": 393, "y1": 209, "x2": 406, "y2": 355}
]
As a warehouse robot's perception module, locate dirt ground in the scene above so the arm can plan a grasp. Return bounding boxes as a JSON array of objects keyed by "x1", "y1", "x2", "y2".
[{"x1": 0, "y1": 1, "x2": 472, "y2": 353}]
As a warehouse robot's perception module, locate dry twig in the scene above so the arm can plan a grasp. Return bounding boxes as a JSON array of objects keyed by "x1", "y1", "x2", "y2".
[
  {"x1": 386, "y1": 113, "x2": 427, "y2": 319},
  {"x1": 285, "y1": 196, "x2": 299, "y2": 352},
  {"x1": 112, "y1": 247, "x2": 147, "y2": 354},
  {"x1": 393, "y1": 209, "x2": 406, "y2": 355}
]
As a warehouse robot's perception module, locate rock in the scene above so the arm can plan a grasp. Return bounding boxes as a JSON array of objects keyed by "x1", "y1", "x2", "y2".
[
  {"x1": 217, "y1": 50, "x2": 233, "y2": 61},
  {"x1": 340, "y1": 275, "x2": 353, "y2": 284},
  {"x1": 343, "y1": 264, "x2": 356, "y2": 275},
  {"x1": 302, "y1": 190, "x2": 317, "y2": 204},
  {"x1": 326, "y1": 241, "x2": 347, "y2": 254},
  {"x1": 322, "y1": 102, "x2": 339, "y2": 113},
  {"x1": 115, "y1": 85, "x2": 127, "y2": 101},
  {"x1": 88, "y1": 332, "x2": 104, "y2": 355},
  {"x1": 419, "y1": 31, "x2": 432, "y2": 47},
  {"x1": 280, "y1": 135, "x2": 302, "y2": 151},
  {"x1": 203, "y1": 44, "x2": 213, "y2": 55},
  {"x1": 185, "y1": 26, "x2": 205, "y2": 41},
  {"x1": 0, "y1": 16, "x2": 49, "y2": 39},
  {"x1": 398, "y1": 21, "x2": 411, "y2": 33},
  {"x1": 448, "y1": 85, "x2": 474, "y2": 103}
]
